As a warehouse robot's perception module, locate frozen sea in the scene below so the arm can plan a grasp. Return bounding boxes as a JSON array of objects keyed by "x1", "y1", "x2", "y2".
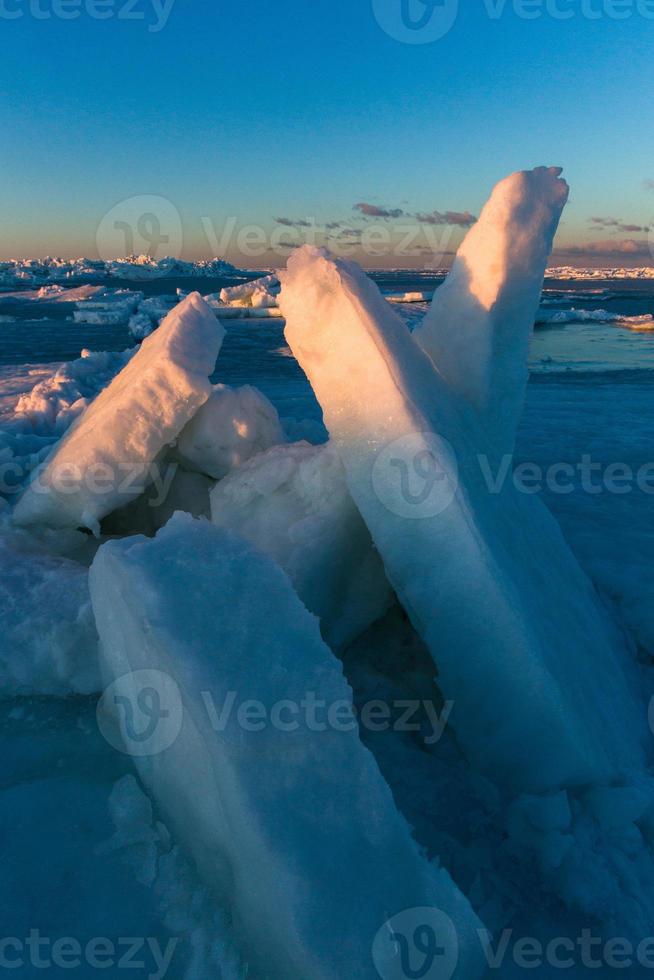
[{"x1": 2, "y1": 271, "x2": 654, "y2": 978}]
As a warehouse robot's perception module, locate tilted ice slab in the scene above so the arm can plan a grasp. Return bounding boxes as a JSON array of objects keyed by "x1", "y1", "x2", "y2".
[
  {"x1": 210, "y1": 441, "x2": 393, "y2": 648},
  {"x1": 175, "y1": 383, "x2": 285, "y2": 480},
  {"x1": 89, "y1": 514, "x2": 484, "y2": 980},
  {"x1": 414, "y1": 167, "x2": 568, "y2": 456},
  {"x1": 13, "y1": 293, "x2": 224, "y2": 533},
  {"x1": 279, "y1": 244, "x2": 646, "y2": 793}
]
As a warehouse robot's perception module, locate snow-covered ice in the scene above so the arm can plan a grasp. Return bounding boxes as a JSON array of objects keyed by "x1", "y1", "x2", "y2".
[
  {"x1": 12, "y1": 293, "x2": 224, "y2": 532},
  {"x1": 90, "y1": 514, "x2": 484, "y2": 980},
  {"x1": 210, "y1": 441, "x2": 393, "y2": 648},
  {"x1": 0, "y1": 527, "x2": 99, "y2": 696},
  {"x1": 175, "y1": 383, "x2": 285, "y2": 480}
]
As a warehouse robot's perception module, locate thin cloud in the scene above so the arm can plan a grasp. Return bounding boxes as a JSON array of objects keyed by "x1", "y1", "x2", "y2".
[
  {"x1": 553, "y1": 238, "x2": 652, "y2": 262},
  {"x1": 589, "y1": 217, "x2": 649, "y2": 233},
  {"x1": 354, "y1": 203, "x2": 405, "y2": 219},
  {"x1": 274, "y1": 217, "x2": 312, "y2": 228},
  {"x1": 415, "y1": 210, "x2": 477, "y2": 227}
]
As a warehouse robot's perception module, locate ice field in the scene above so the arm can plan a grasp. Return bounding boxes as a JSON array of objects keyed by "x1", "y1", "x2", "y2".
[{"x1": 3, "y1": 169, "x2": 654, "y2": 977}]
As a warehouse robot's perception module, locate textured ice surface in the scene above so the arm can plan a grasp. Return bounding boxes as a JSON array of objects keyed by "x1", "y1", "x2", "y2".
[
  {"x1": 279, "y1": 241, "x2": 645, "y2": 793},
  {"x1": 414, "y1": 167, "x2": 569, "y2": 457},
  {"x1": 90, "y1": 514, "x2": 484, "y2": 980},
  {"x1": 13, "y1": 294, "x2": 223, "y2": 532},
  {"x1": 175, "y1": 383, "x2": 284, "y2": 480},
  {"x1": 210, "y1": 441, "x2": 393, "y2": 648}
]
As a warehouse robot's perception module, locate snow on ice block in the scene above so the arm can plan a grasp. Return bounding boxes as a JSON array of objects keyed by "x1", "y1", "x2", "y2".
[
  {"x1": 279, "y1": 245, "x2": 645, "y2": 793},
  {"x1": 0, "y1": 529, "x2": 99, "y2": 696},
  {"x1": 89, "y1": 514, "x2": 484, "y2": 980},
  {"x1": 414, "y1": 167, "x2": 569, "y2": 456},
  {"x1": 210, "y1": 442, "x2": 393, "y2": 648},
  {"x1": 13, "y1": 293, "x2": 224, "y2": 532},
  {"x1": 175, "y1": 383, "x2": 285, "y2": 480}
]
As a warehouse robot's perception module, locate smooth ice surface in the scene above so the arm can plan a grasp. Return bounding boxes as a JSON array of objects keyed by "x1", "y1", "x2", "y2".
[
  {"x1": 175, "y1": 383, "x2": 285, "y2": 480},
  {"x1": 279, "y1": 243, "x2": 646, "y2": 793},
  {"x1": 210, "y1": 441, "x2": 393, "y2": 648},
  {"x1": 12, "y1": 294, "x2": 224, "y2": 532},
  {"x1": 414, "y1": 167, "x2": 569, "y2": 455},
  {"x1": 89, "y1": 514, "x2": 484, "y2": 980}
]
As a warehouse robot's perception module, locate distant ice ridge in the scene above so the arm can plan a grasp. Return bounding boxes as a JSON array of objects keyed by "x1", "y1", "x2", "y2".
[
  {"x1": 0, "y1": 255, "x2": 247, "y2": 289},
  {"x1": 90, "y1": 514, "x2": 484, "y2": 980},
  {"x1": 546, "y1": 266, "x2": 654, "y2": 280},
  {"x1": 536, "y1": 307, "x2": 654, "y2": 327},
  {"x1": 279, "y1": 168, "x2": 648, "y2": 795}
]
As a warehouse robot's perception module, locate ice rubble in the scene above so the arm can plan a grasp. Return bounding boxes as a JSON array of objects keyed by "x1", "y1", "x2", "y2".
[
  {"x1": 175, "y1": 383, "x2": 285, "y2": 480},
  {"x1": 0, "y1": 528, "x2": 99, "y2": 696},
  {"x1": 13, "y1": 293, "x2": 224, "y2": 533},
  {"x1": 219, "y1": 273, "x2": 280, "y2": 308},
  {"x1": 210, "y1": 441, "x2": 393, "y2": 648},
  {"x1": 90, "y1": 514, "x2": 484, "y2": 980},
  {"x1": 414, "y1": 166, "x2": 569, "y2": 457},
  {"x1": 279, "y1": 175, "x2": 647, "y2": 795},
  {"x1": 0, "y1": 255, "x2": 244, "y2": 289}
]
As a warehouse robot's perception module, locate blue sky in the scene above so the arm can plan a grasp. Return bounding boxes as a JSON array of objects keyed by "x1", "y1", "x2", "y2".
[{"x1": 1, "y1": 0, "x2": 653, "y2": 267}]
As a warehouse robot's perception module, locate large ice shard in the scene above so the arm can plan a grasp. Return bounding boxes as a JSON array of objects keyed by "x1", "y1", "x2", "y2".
[
  {"x1": 13, "y1": 293, "x2": 223, "y2": 533},
  {"x1": 414, "y1": 167, "x2": 569, "y2": 455},
  {"x1": 279, "y1": 241, "x2": 646, "y2": 794},
  {"x1": 89, "y1": 514, "x2": 484, "y2": 980},
  {"x1": 210, "y1": 441, "x2": 393, "y2": 648}
]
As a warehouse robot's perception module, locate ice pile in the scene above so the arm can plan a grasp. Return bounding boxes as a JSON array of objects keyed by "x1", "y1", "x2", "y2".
[
  {"x1": 13, "y1": 293, "x2": 224, "y2": 533},
  {"x1": 547, "y1": 266, "x2": 654, "y2": 280},
  {"x1": 219, "y1": 273, "x2": 280, "y2": 308},
  {"x1": 0, "y1": 255, "x2": 245, "y2": 289},
  {"x1": 90, "y1": 515, "x2": 484, "y2": 980},
  {"x1": 279, "y1": 169, "x2": 646, "y2": 795},
  {"x1": 175, "y1": 383, "x2": 284, "y2": 480},
  {"x1": 210, "y1": 441, "x2": 393, "y2": 648},
  {"x1": 5, "y1": 165, "x2": 654, "y2": 974}
]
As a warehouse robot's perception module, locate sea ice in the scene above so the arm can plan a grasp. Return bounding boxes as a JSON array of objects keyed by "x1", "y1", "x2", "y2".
[
  {"x1": 279, "y1": 233, "x2": 646, "y2": 794},
  {"x1": 0, "y1": 528, "x2": 99, "y2": 695},
  {"x1": 210, "y1": 441, "x2": 393, "y2": 648},
  {"x1": 13, "y1": 293, "x2": 224, "y2": 533},
  {"x1": 414, "y1": 167, "x2": 569, "y2": 457},
  {"x1": 90, "y1": 514, "x2": 484, "y2": 980},
  {"x1": 175, "y1": 383, "x2": 285, "y2": 480}
]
